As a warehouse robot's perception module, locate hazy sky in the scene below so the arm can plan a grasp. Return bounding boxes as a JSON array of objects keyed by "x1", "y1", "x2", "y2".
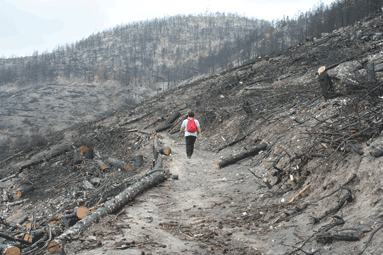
[{"x1": 1, "y1": 0, "x2": 336, "y2": 58}]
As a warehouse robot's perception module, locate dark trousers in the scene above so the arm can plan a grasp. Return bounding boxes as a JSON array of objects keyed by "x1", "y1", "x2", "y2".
[{"x1": 185, "y1": 136, "x2": 197, "y2": 157}]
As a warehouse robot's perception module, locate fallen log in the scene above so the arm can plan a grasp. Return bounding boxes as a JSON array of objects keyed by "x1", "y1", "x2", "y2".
[
  {"x1": 48, "y1": 156, "x2": 167, "y2": 253},
  {"x1": 316, "y1": 225, "x2": 370, "y2": 244},
  {"x1": 0, "y1": 151, "x2": 24, "y2": 164},
  {"x1": 0, "y1": 173, "x2": 19, "y2": 183},
  {"x1": 143, "y1": 117, "x2": 163, "y2": 129},
  {"x1": 95, "y1": 160, "x2": 107, "y2": 170},
  {"x1": 155, "y1": 123, "x2": 173, "y2": 133},
  {"x1": 154, "y1": 135, "x2": 171, "y2": 156},
  {"x1": 165, "y1": 111, "x2": 181, "y2": 125},
  {"x1": 154, "y1": 111, "x2": 181, "y2": 133},
  {"x1": 16, "y1": 185, "x2": 34, "y2": 198},
  {"x1": 106, "y1": 158, "x2": 132, "y2": 170},
  {"x1": 44, "y1": 146, "x2": 72, "y2": 162},
  {"x1": 0, "y1": 232, "x2": 31, "y2": 246},
  {"x1": 216, "y1": 135, "x2": 247, "y2": 152},
  {"x1": 243, "y1": 76, "x2": 275, "y2": 87},
  {"x1": 217, "y1": 143, "x2": 268, "y2": 169},
  {"x1": 5, "y1": 199, "x2": 29, "y2": 207},
  {"x1": 19, "y1": 146, "x2": 72, "y2": 172},
  {"x1": 19, "y1": 159, "x2": 44, "y2": 173},
  {"x1": 121, "y1": 128, "x2": 152, "y2": 135},
  {"x1": 344, "y1": 143, "x2": 363, "y2": 155},
  {"x1": 0, "y1": 244, "x2": 20, "y2": 255},
  {"x1": 119, "y1": 113, "x2": 149, "y2": 126},
  {"x1": 168, "y1": 116, "x2": 186, "y2": 134},
  {"x1": 9, "y1": 216, "x2": 28, "y2": 232},
  {"x1": 370, "y1": 148, "x2": 383, "y2": 157}
]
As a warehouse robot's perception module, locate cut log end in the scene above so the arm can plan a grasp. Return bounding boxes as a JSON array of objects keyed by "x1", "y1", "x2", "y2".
[
  {"x1": 25, "y1": 222, "x2": 37, "y2": 230},
  {"x1": 16, "y1": 185, "x2": 34, "y2": 198},
  {"x1": 48, "y1": 241, "x2": 61, "y2": 253},
  {"x1": 76, "y1": 206, "x2": 90, "y2": 220},
  {"x1": 96, "y1": 159, "x2": 107, "y2": 170},
  {"x1": 4, "y1": 247, "x2": 20, "y2": 255},
  {"x1": 49, "y1": 220, "x2": 59, "y2": 226},
  {"x1": 23, "y1": 234, "x2": 33, "y2": 243},
  {"x1": 80, "y1": 146, "x2": 89, "y2": 153},
  {"x1": 163, "y1": 147, "x2": 171, "y2": 155}
]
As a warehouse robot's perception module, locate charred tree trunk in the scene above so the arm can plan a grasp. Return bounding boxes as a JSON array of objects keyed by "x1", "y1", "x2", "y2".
[
  {"x1": 165, "y1": 111, "x2": 181, "y2": 125},
  {"x1": 119, "y1": 113, "x2": 150, "y2": 126},
  {"x1": 121, "y1": 128, "x2": 153, "y2": 135},
  {"x1": 155, "y1": 110, "x2": 181, "y2": 132},
  {"x1": 19, "y1": 146, "x2": 72, "y2": 172},
  {"x1": 95, "y1": 160, "x2": 107, "y2": 170},
  {"x1": 217, "y1": 143, "x2": 268, "y2": 169},
  {"x1": 106, "y1": 158, "x2": 131, "y2": 170},
  {"x1": 16, "y1": 186, "x2": 34, "y2": 199},
  {"x1": 84, "y1": 148, "x2": 93, "y2": 159},
  {"x1": 143, "y1": 117, "x2": 164, "y2": 129},
  {"x1": 134, "y1": 155, "x2": 143, "y2": 168},
  {"x1": 155, "y1": 123, "x2": 173, "y2": 133}
]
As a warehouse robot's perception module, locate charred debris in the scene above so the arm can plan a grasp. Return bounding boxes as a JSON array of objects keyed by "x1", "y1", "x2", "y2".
[{"x1": 2, "y1": 13, "x2": 383, "y2": 255}]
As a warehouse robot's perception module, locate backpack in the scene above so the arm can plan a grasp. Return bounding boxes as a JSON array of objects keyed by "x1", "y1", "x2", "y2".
[{"x1": 186, "y1": 119, "x2": 197, "y2": 132}]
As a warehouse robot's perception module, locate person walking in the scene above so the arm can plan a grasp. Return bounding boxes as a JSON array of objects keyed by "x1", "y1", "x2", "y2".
[{"x1": 180, "y1": 111, "x2": 201, "y2": 159}]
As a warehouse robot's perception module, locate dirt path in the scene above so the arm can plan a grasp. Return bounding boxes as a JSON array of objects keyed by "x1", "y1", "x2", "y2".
[{"x1": 71, "y1": 134, "x2": 237, "y2": 254}]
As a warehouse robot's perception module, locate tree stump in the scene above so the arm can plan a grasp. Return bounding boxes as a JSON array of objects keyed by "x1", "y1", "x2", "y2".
[
  {"x1": 134, "y1": 155, "x2": 143, "y2": 168},
  {"x1": 84, "y1": 148, "x2": 93, "y2": 159}
]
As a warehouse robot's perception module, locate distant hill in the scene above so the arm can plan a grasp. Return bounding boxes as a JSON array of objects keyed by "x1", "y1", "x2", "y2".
[
  {"x1": 0, "y1": 13, "x2": 273, "y2": 142},
  {"x1": 0, "y1": 13, "x2": 271, "y2": 90}
]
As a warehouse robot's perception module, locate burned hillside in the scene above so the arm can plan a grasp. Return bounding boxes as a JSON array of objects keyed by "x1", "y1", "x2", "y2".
[{"x1": 2, "y1": 12, "x2": 383, "y2": 255}]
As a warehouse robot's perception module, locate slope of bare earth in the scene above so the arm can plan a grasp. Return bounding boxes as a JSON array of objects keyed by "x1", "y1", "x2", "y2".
[
  {"x1": 0, "y1": 78, "x2": 158, "y2": 141},
  {"x1": 3, "y1": 14, "x2": 383, "y2": 255}
]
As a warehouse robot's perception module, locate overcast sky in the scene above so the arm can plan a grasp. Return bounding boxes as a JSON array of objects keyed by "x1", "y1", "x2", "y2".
[{"x1": 1, "y1": 0, "x2": 336, "y2": 58}]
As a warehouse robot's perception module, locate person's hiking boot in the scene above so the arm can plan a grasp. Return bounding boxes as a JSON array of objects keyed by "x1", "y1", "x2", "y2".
[{"x1": 187, "y1": 156, "x2": 191, "y2": 159}]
